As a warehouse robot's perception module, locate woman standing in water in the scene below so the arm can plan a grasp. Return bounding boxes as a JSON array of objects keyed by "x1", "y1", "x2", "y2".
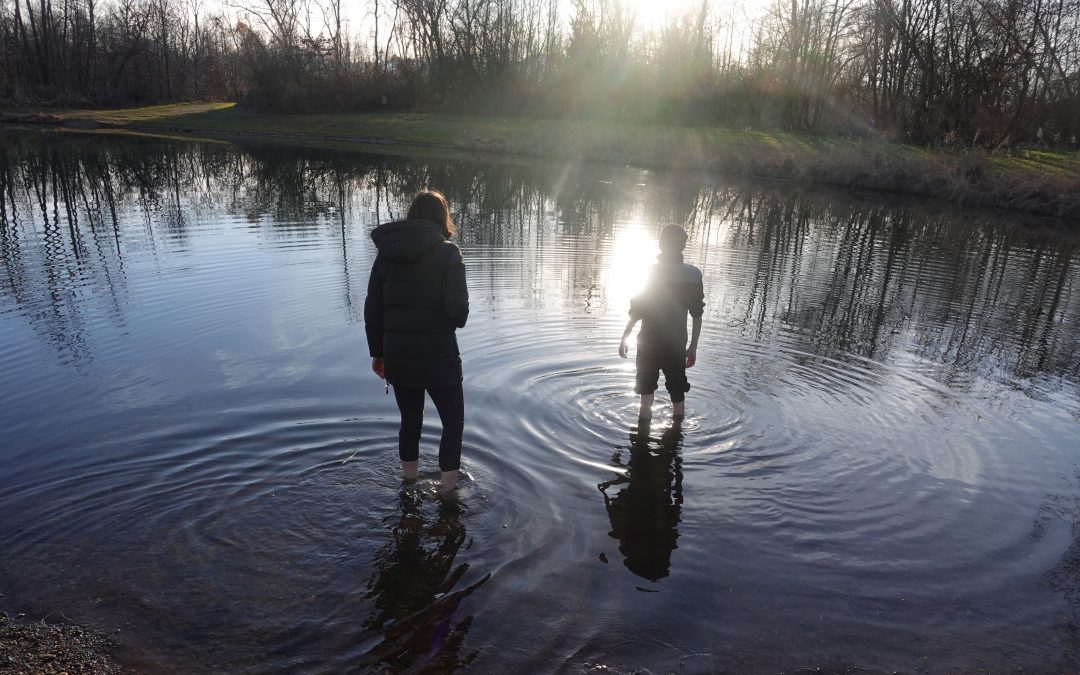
[{"x1": 365, "y1": 190, "x2": 469, "y2": 493}]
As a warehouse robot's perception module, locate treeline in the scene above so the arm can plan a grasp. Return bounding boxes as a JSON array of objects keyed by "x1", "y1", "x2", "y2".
[{"x1": 1, "y1": 0, "x2": 1079, "y2": 143}]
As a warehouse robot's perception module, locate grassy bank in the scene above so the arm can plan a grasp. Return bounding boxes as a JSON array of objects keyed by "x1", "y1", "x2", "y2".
[{"x1": 5, "y1": 102, "x2": 1080, "y2": 219}]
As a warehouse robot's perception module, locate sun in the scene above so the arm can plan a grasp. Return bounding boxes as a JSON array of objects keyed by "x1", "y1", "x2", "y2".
[{"x1": 605, "y1": 226, "x2": 657, "y2": 311}]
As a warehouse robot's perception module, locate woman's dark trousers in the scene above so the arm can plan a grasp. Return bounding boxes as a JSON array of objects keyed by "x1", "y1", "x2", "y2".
[{"x1": 392, "y1": 383, "x2": 464, "y2": 472}]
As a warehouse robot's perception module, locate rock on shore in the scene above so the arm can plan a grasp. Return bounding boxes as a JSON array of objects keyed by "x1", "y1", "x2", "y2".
[{"x1": 0, "y1": 612, "x2": 122, "y2": 674}]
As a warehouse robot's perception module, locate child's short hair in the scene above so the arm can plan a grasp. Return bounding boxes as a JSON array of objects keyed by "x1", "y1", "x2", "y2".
[{"x1": 659, "y1": 225, "x2": 688, "y2": 253}]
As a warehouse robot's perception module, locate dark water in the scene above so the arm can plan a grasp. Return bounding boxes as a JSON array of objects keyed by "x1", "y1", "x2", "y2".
[{"x1": 1, "y1": 129, "x2": 1080, "y2": 673}]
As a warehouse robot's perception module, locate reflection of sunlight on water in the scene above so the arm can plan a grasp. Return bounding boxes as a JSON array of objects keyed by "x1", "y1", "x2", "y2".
[{"x1": 605, "y1": 226, "x2": 657, "y2": 313}]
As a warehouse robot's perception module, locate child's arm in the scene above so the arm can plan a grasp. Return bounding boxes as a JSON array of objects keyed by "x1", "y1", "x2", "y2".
[
  {"x1": 686, "y1": 269, "x2": 705, "y2": 367},
  {"x1": 619, "y1": 317, "x2": 639, "y2": 358},
  {"x1": 364, "y1": 259, "x2": 386, "y2": 379},
  {"x1": 686, "y1": 316, "x2": 702, "y2": 367},
  {"x1": 620, "y1": 291, "x2": 645, "y2": 358}
]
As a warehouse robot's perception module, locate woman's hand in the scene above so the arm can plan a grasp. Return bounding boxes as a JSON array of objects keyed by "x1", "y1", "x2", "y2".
[
  {"x1": 372, "y1": 357, "x2": 385, "y2": 379},
  {"x1": 685, "y1": 347, "x2": 697, "y2": 368},
  {"x1": 618, "y1": 337, "x2": 629, "y2": 359}
]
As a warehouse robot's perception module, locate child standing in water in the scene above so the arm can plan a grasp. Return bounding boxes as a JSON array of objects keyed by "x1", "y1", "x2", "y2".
[
  {"x1": 619, "y1": 225, "x2": 704, "y2": 420},
  {"x1": 365, "y1": 190, "x2": 469, "y2": 493}
]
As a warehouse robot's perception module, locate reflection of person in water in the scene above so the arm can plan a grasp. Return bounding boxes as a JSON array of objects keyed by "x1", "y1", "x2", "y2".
[
  {"x1": 598, "y1": 418, "x2": 685, "y2": 581},
  {"x1": 361, "y1": 495, "x2": 489, "y2": 671}
]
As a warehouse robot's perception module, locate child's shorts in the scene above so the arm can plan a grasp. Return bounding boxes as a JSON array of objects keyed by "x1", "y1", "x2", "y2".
[{"x1": 635, "y1": 350, "x2": 690, "y2": 403}]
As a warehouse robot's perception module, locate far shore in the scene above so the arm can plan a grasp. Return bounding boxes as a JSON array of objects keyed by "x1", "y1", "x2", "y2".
[{"x1": 3, "y1": 102, "x2": 1079, "y2": 220}]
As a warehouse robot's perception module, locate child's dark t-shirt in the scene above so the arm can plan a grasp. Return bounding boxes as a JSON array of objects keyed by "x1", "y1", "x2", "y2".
[{"x1": 630, "y1": 261, "x2": 705, "y2": 356}]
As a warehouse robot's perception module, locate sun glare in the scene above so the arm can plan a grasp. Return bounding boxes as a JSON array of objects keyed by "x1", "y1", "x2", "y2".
[
  {"x1": 625, "y1": 0, "x2": 681, "y2": 29},
  {"x1": 605, "y1": 226, "x2": 657, "y2": 311}
]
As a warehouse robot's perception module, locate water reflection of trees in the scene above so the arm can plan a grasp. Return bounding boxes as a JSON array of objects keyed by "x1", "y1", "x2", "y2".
[
  {"x1": 1, "y1": 132, "x2": 1078, "y2": 389},
  {"x1": 0, "y1": 137, "x2": 129, "y2": 365},
  {"x1": 707, "y1": 186, "x2": 1080, "y2": 388},
  {"x1": 360, "y1": 495, "x2": 488, "y2": 672},
  {"x1": 598, "y1": 419, "x2": 685, "y2": 582}
]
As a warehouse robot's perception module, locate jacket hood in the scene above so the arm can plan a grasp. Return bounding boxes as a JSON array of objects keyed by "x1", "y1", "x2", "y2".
[{"x1": 371, "y1": 219, "x2": 447, "y2": 263}]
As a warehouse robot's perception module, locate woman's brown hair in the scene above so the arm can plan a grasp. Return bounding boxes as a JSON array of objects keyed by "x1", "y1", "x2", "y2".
[{"x1": 407, "y1": 189, "x2": 455, "y2": 238}]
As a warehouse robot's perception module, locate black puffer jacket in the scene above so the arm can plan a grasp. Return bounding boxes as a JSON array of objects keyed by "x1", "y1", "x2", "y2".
[{"x1": 364, "y1": 219, "x2": 469, "y2": 387}]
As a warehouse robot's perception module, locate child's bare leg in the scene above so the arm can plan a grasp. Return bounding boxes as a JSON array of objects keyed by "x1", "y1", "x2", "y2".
[
  {"x1": 440, "y1": 470, "x2": 458, "y2": 493},
  {"x1": 673, "y1": 400, "x2": 685, "y2": 417},
  {"x1": 401, "y1": 460, "x2": 418, "y2": 481},
  {"x1": 639, "y1": 394, "x2": 654, "y2": 420}
]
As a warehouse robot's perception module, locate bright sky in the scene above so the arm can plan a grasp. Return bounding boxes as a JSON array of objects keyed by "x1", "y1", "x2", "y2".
[
  {"x1": 624, "y1": 0, "x2": 772, "y2": 30},
  {"x1": 328, "y1": 0, "x2": 777, "y2": 40},
  {"x1": 221, "y1": 0, "x2": 775, "y2": 54}
]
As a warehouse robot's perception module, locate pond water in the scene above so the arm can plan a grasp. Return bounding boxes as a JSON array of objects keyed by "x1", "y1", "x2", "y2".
[{"x1": 1, "y1": 129, "x2": 1080, "y2": 673}]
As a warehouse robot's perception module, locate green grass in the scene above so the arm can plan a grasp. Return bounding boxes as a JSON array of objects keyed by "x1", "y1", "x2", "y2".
[
  {"x1": 992, "y1": 149, "x2": 1080, "y2": 179},
  {"x1": 7, "y1": 102, "x2": 1080, "y2": 218},
  {"x1": 116, "y1": 105, "x2": 857, "y2": 161},
  {"x1": 61, "y1": 101, "x2": 236, "y2": 125}
]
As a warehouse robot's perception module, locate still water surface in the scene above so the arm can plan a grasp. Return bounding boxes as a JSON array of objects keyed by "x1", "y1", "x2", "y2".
[{"x1": 1, "y1": 130, "x2": 1079, "y2": 672}]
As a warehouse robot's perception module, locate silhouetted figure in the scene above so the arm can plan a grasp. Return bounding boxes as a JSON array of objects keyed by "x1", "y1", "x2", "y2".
[
  {"x1": 598, "y1": 418, "x2": 685, "y2": 581},
  {"x1": 361, "y1": 494, "x2": 489, "y2": 671},
  {"x1": 365, "y1": 190, "x2": 470, "y2": 493},
  {"x1": 619, "y1": 225, "x2": 705, "y2": 421}
]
